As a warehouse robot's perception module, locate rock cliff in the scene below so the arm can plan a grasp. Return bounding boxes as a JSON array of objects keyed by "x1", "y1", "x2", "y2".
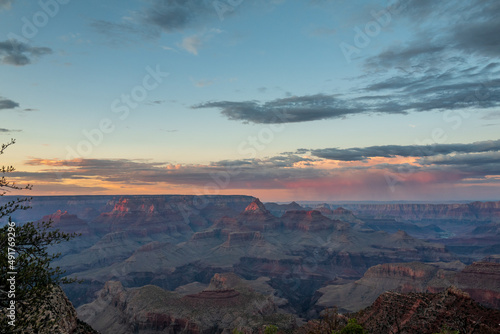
[
  {"x1": 1, "y1": 286, "x2": 99, "y2": 334},
  {"x1": 344, "y1": 201, "x2": 500, "y2": 220},
  {"x1": 316, "y1": 260, "x2": 500, "y2": 313},
  {"x1": 356, "y1": 287, "x2": 500, "y2": 334},
  {"x1": 77, "y1": 273, "x2": 295, "y2": 334}
]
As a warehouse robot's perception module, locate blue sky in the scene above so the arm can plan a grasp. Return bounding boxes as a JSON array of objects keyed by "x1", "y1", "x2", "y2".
[{"x1": 1, "y1": 0, "x2": 500, "y2": 201}]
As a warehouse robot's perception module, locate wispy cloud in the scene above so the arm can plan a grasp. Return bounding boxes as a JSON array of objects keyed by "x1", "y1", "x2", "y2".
[
  {"x1": 0, "y1": 0, "x2": 14, "y2": 11},
  {"x1": 90, "y1": 19, "x2": 160, "y2": 45},
  {"x1": 0, "y1": 98, "x2": 19, "y2": 110},
  {"x1": 142, "y1": 0, "x2": 218, "y2": 33},
  {"x1": 0, "y1": 39, "x2": 52, "y2": 66},
  {"x1": 298, "y1": 139, "x2": 500, "y2": 161},
  {"x1": 92, "y1": 0, "x2": 229, "y2": 42},
  {"x1": 192, "y1": 78, "x2": 214, "y2": 87},
  {"x1": 192, "y1": 0, "x2": 500, "y2": 124},
  {"x1": 193, "y1": 67, "x2": 500, "y2": 124},
  {"x1": 179, "y1": 28, "x2": 222, "y2": 55},
  {"x1": 193, "y1": 94, "x2": 366, "y2": 124},
  {"x1": 0, "y1": 128, "x2": 21, "y2": 133},
  {"x1": 364, "y1": 0, "x2": 500, "y2": 71},
  {"x1": 181, "y1": 35, "x2": 202, "y2": 55}
]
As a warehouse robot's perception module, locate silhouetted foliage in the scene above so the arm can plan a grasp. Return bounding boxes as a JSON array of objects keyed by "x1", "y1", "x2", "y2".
[
  {"x1": 434, "y1": 325, "x2": 459, "y2": 334},
  {"x1": 0, "y1": 140, "x2": 78, "y2": 332},
  {"x1": 334, "y1": 318, "x2": 367, "y2": 334}
]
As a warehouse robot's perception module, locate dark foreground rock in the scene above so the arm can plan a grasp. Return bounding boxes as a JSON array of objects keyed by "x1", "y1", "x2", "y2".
[
  {"x1": 1, "y1": 286, "x2": 98, "y2": 334},
  {"x1": 356, "y1": 287, "x2": 500, "y2": 334},
  {"x1": 77, "y1": 273, "x2": 295, "y2": 334}
]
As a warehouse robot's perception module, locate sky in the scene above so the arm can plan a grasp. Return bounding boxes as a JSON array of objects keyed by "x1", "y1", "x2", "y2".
[{"x1": 1, "y1": 0, "x2": 499, "y2": 202}]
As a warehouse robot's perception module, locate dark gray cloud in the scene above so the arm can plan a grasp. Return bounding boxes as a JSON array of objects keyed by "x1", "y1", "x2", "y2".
[
  {"x1": 300, "y1": 139, "x2": 500, "y2": 161},
  {"x1": 365, "y1": 0, "x2": 500, "y2": 71},
  {"x1": 0, "y1": 39, "x2": 52, "y2": 66},
  {"x1": 93, "y1": 0, "x2": 232, "y2": 40},
  {"x1": 193, "y1": 70, "x2": 500, "y2": 123},
  {"x1": 446, "y1": 1, "x2": 500, "y2": 57},
  {"x1": 197, "y1": 1, "x2": 500, "y2": 125},
  {"x1": 364, "y1": 45, "x2": 446, "y2": 71},
  {"x1": 0, "y1": 128, "x2": 21, "y2": 133},
  {"x1": 142, "y1": 0, "x2": 217, "y2": 33},
  {"x1": 91, "y1": 20, "x2": 160, "y2": 44},
  {"x1": 0, "y1": 98, "x2": 19, "y2": 110},
  {"x1": 193, "y1": 94, "x2": 371, "y2": 124}
]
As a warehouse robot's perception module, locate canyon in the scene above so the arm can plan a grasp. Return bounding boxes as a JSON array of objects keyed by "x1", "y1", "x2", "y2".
[{"x1": 2, "y1": 195, "x2": 499, "y2": 333}]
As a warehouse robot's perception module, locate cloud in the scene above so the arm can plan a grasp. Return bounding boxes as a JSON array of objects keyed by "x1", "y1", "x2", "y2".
[
  {"x1": 93, "y1": 0, "x2": 230, "y2": 42},
  {"x1": 19, "y1": 155, "x2": 323, "y2": 190},
  {"x1": 190, "y1": 1, "x2": 500, "y2": 125},
  {"x1": 16, "y1": 149, "x2": 500, "y2": 200},
  {"x1": 181, "y1": 35, "x2": 202, "y2": 55},
  {"x1": 0, "y1": 39, "x2": 52, "y2": 66},
  {"x1": 147, "y1": 100, "x2": 165, "y2": 105},
  {"x1": 0, "y1": 0, "x2": 14, "y2": 10},
  {"x1": 193, "y1": 68, "x2": 500, "y2": 123},
  {"x1": 419, "y1": 152, "x2": 500, "y2": 166},
  {"x1": 142, "y1": 0, "x2": 218, "y2": 33},
  {"x1": 483, "y1": 111, "x2": 500, "y2": 120},
  {"x1": 179, "y1": 28, "x2": 221, "y2": 55},
  {"x1": 90, "y1": 20, "x2": 160, "y2": 45},
  {"x1": 193, "y1": 78, "x2": 214, "y2": 87},
  {"x1": 300, "y1": 139, "x2": 500, "y2": 161},
  {"x1": 365, "y1": 0, "x2": 500, "y2": 71},
  {"x1": 193, "y1": 94, "x2": 370, "y2": 124},
  {"x1": 0, "y1": 98, "x2": 19, "y2": 110},
  {"x1": 0, "y1": 128, "x2": 21, "y2": 133}
]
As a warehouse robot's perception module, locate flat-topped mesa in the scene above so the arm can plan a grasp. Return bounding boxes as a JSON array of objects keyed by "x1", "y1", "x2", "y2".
[
  {"x1": 185, "y1": 273, "x2": 241, "y2": 301},
  {"x1": 224, "y1": 231, "x2": 263, "y2": 247},
  {"x1": 364, "y1": 262, "x2": 438, "y2": 281},
  {"x1": 332, "y1": 207, "x2": 353, "y2": 215},
  {"x1": 40, "y1": 210, "x2": 91, "y2": 235},
  {"x1": 190, "y1": 229, "x2": 222, "y2": 241},
  {"x1": 282, "y1": 210, "x2": 348, "y2": 231}
]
